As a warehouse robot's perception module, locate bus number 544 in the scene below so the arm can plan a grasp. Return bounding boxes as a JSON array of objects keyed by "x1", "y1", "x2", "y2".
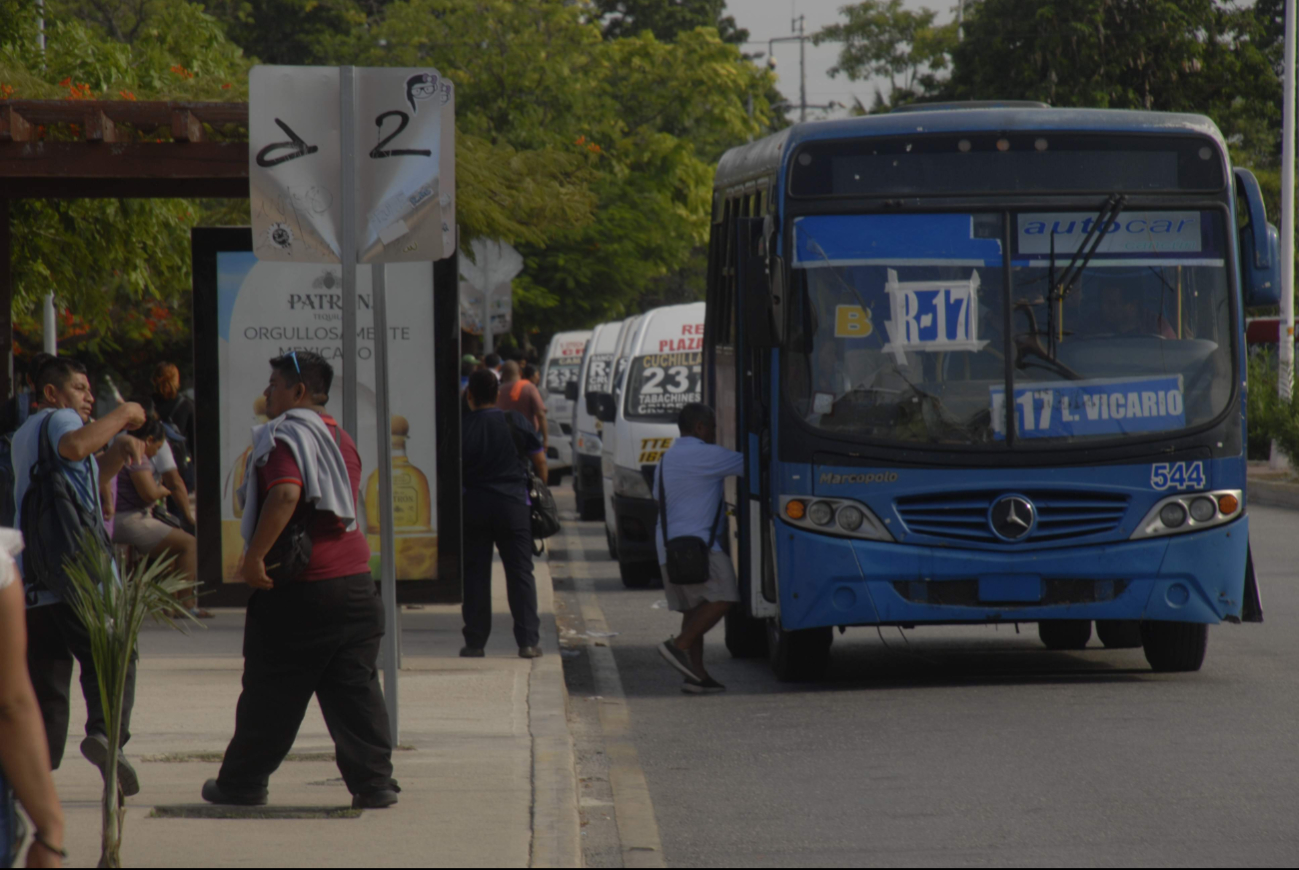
[{"x1": 1151, "y1": 461, "x2": 1206, "y2": 491}]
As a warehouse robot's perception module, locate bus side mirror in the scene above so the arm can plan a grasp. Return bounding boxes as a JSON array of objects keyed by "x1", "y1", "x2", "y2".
[
  {"x1": 1234, "y1": 167, "x2": 1282, "y2": 308},
  {"x1": 586, "y1": 391, "x2": 616, "y2": 423},
  {"x1": 564, "y1": 381, "x2": 579, "y2": 401},
  {"x1": 737, "y1": 217, "x2": 776, "y2": 350}
]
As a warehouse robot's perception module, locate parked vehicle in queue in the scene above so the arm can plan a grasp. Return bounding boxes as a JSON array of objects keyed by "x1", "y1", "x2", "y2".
[
  {"x1": 589, "y1": 303, "x2": 706, "y2": 588},
  {"x1": 539, "y1": 329, "x2": 591, "y2": 484},
  {"x1": 569, "y1": 321, "x2": 623, "y2": 521}
]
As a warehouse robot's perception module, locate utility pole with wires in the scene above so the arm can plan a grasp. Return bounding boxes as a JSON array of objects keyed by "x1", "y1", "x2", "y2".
[
  {"x1": 1280, "y1": 0, "x2": 1296, "y2": 405},
  {"x1": 768, "y1": 14, "x2": 830, "y2": 124}
]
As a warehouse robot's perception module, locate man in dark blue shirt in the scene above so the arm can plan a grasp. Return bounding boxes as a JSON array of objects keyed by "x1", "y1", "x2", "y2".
[{"x1": 461, "y1": 370, "x2": 547, "y2": 658}]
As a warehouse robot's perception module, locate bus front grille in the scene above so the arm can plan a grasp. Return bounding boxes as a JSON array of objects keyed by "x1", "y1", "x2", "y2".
[{"x1": 895, "y1": 490, "x2": 1130, "y2": 544}]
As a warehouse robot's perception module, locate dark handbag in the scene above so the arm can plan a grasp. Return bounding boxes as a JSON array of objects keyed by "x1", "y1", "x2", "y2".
[
  {"x1": 20, "y1": 413, "x2": 113, "y2": 603},
  {"x1": 505, "y1": 414, "x2": 561, "y2": 546},
  {"x1": 151, "y1": 502, "x2": 184, "y2": 529},
  {"x1": 657, "y1": 455, "x2": 724, "y2": 586}
]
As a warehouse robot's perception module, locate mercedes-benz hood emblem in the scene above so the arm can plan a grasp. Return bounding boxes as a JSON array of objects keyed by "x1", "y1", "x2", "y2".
[{"x1": 989, "y1": 495, "x2": 1036, "y2": 541}]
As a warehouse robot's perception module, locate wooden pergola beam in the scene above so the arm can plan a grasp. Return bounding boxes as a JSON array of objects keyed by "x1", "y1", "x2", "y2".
[
  {"x1": 0, "y1": 99, "x2": 248, "y2": 130},
  {"x1": 0, "y1": 141, "x2": 250, "y2": 197}
]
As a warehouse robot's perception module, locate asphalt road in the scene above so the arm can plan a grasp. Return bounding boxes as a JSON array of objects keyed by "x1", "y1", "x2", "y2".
[{"x1": 554, "y1": 493, "x2": 1299, "y2": 868}]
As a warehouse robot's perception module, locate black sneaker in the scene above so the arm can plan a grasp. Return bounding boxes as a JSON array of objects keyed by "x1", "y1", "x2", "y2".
[
  {"x1": 352, "y1": 789, "x2": 399, "y2": 809},
  {"x1": 80, "y1": 734, "x2": 140, "y2": 797},
  {"x1": 658, "y1": 639, "x2": 701, "y2": 681},
  {"x1": 459, "y1": 646, "x2": 485, "y2": 658},
  {"x1": 518, "y1": 646, "x2": 543, "y2": 659},
  {"x1": 201, "y1": 778, "x2": 268, "y2": 806},
  {"x1": 682, "y1": 676, "x2": 726, "y2": 695}
]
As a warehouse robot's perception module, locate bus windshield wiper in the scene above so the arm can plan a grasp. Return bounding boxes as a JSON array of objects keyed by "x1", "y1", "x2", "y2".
[{"x1": 1044, "y1": 193, "x2": 1126, "y2": 357}]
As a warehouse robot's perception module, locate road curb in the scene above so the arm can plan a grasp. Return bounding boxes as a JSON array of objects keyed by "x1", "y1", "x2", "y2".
[
  {"x1": 1249, "y1": 478, "x2": 1299, "y2": 511},
  {"x1": 529, "y1": 557, "x2": 584, "y2": 868}
]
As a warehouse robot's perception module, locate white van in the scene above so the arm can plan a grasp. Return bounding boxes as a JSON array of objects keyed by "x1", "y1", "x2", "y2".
[
  {"x1": 591, "y1": 302, "x2": 705, "y2": 587},
  {"x1": 539, "y1": 330, "x2": 590, "y2": 483},
  {"x1": 595, "y1": 315, "x2": 643, "y2": 558},
  {"x1": 569, "y1": 321, "x2": 622, "y2": 521},
  {"x1": 539, "y1": 330, "x2": 591, "y2": 440}
]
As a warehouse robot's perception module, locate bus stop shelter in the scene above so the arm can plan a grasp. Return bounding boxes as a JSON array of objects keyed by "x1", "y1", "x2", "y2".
[{"x1": 0, "y1": 99, "x2": 461, "y2": 602}]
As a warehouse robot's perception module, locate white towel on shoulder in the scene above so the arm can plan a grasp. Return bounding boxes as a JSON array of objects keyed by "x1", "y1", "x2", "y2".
[{"x1": 237, "y1": 409, "x2": 357, "y2": 548}]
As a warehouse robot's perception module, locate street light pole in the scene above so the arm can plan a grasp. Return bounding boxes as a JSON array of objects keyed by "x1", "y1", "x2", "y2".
[{"x1": 796, "y1": 14, "x2": 806, "y2": 124}]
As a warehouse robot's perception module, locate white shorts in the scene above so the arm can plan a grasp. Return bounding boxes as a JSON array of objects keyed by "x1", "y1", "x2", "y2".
[{"x1": 663, "y1": 550, "x2": 740, "y2": 613}]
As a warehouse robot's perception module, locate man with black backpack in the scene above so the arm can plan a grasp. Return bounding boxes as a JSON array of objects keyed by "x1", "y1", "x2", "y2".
[
  {"x1": 460, "y1": 369, "x2": 547, "y2": 659},
  {"x1": 14, "y1": 357, "x2": 147, "y2": 793}
]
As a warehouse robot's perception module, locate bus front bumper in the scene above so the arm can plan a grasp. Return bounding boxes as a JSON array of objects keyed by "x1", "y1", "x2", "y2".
[
  {"x1": 773, "y1": 516, "x2": 1250, "y2": 631},
  {"x1": 612, "y1": 495, "x2": 660, "y2": 565}
]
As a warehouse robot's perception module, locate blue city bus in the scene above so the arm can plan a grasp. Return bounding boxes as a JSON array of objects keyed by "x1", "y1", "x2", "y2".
[{"x1": 706, "y1": 104, "x2": 1280, "y2": 681}]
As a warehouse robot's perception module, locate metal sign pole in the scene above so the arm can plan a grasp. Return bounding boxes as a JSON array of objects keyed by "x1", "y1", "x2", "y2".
[
  {"x1": 340, "y1": 66, "x2": 359, "y2": 437},
  {"x1": 372, "y1": 262, "x2": 400, "y2": 744}
]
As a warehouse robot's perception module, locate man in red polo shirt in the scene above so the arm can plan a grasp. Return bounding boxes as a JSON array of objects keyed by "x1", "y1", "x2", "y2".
[{"x1": 202, "y1": 351, "x2": 398, "y2": 810}]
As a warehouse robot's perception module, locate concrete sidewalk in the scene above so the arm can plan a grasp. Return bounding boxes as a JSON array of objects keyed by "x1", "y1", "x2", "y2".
[{"x1": 47, "y1": 559, "x2": 580, "y2": 868}]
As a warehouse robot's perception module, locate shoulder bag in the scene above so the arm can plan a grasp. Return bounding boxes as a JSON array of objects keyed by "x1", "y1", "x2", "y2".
[
  {"x1": 505, "y1": 413, "x2": 561, "y2": 546},
  {"x1": 657, "y1": 455, "x2": 723, "y2": 586}
]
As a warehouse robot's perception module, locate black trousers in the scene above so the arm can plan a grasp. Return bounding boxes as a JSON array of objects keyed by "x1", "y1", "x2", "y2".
[
  {"x1": 462, "y1": 490, "x2": 539, "y2": 649},
  {"x1": 217, "y1": 573, "x2": 395, "y2": 797},
  {"x1": 26, "y1": 603, "x2": 136, "y2": 769}
]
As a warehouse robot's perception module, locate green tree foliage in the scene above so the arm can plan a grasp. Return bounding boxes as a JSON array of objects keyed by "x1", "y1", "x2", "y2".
[
  {"x1": 344, "y1": 0, "x2": 772, "y2": 337},
  {"x1": 199, "y1": 0, "x2": 371, "y2": 65},
  {"x1": 946, "y1": 0, "x2": 1282, "y2": 161},
  {"x1": 814, "y1": 0, "x2": 957, "y2": 111},
  {"x1": 0, "y1": 0, "x2": 249, "y2": 371},
  {"x1": 595, "y1": 0, "x2": 748, "y2": 44}
]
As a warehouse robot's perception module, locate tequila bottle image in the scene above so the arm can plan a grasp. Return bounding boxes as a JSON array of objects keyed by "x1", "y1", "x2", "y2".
[{"x1": 365, "y1": 415, "x2": 437, "y2": 579}]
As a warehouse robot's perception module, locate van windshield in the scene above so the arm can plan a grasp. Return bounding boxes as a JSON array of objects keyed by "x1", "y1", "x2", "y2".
[
  {"x1": 783, "y1": 210, "x2": 1234, "y2": 448},
  {"x1": 624, "y1": 351, "x2": 703, "y2": 422}
]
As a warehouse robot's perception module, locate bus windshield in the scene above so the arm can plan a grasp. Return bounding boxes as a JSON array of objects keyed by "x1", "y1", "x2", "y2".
[{"x1": 783, "y1": 210, "x2": 1233, "y2": 448}]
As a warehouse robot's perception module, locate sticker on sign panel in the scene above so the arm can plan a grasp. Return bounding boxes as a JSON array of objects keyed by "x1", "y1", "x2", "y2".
[{"x1": 881, "y1": 269, "x2": 988, "y2": 365}]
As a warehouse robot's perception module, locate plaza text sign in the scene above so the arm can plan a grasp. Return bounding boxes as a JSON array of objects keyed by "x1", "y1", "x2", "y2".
[{"x1": 250, "y1": 65, "x2": 456, "y2": 264}]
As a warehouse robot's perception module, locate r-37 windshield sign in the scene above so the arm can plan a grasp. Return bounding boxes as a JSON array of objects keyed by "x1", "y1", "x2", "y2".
[{"x1": 249, "y1": 65, "x2": 456, "y2": 264}]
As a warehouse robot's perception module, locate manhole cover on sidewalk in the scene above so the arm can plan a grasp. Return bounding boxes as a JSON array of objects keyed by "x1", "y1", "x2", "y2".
[{"x1": 150, "y1": 805, "x2": 361, "y2": 820}]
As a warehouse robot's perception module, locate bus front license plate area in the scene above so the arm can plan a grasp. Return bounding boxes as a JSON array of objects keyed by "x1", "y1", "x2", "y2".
[{"x1": 978, "y1": 575, "x2": 1043, "y2": 603}]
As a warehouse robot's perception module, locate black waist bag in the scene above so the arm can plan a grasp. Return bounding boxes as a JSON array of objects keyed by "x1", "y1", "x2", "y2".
[
  {"x1": 260, "y1": 422, "x2": 346, "y2": 584},
  {"x1": 657, "y1": 457, "x2": 723, "y2": 586},
  {"x1": 21, "y1": 413, "x2": 113, "y2": 602}
]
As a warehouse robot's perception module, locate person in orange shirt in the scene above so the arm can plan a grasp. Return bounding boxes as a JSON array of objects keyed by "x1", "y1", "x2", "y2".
[{"x1": 496, "y1": 361, "x2": 548, "y2": 451}]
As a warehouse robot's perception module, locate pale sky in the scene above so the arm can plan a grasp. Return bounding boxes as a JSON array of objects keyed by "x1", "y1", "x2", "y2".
[{"x1": 728, "y1": 0, "x2": 959, "y2": 120}]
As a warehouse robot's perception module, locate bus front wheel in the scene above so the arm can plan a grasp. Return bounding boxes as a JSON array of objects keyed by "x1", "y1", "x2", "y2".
[
  {"x1": 1141, "y1": 621, "x2": 1208, "y2": 672},
  {"x1": 767, "y1": 619, "x2": 832, "y2": 682},
  {"x1": 1038, "y1": 620, "x2": 1092, "y2": 650},
  {"x1": 724, "y1": 610, "x2": 768, "y2": 659}
]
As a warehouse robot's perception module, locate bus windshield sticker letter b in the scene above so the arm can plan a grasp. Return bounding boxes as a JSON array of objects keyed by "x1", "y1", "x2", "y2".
[{"x1": 835, "y1": 305, "x2": 873, "y2": 338}]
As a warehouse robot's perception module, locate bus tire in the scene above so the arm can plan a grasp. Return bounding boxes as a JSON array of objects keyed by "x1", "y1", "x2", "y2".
[
  {"x1": 1038, "y1": 619, "x2": 1092, "y2": 650},
  {"x1": 1141, "y1": 621, "x2": 1208, "y2": 672},
  {"x1": 724, "y1": 610, "x2": 768, "y2": 659},
  {"x1": 578, "y1": 498, "x2": 604, "y2": 522},
  {"x1": 1096, "y1": 619, "x2": 1143, "y2": 649},
  {"x1": 619, "y1": 560, "x2": 661, "y2": 589},
  {"x1": 767, "y1": 619, "x2": 832, "y2": 682}
]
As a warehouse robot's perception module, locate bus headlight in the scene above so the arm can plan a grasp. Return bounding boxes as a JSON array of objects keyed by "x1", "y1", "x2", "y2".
[
  {"x1": 1132, "y1": 490, "x2": 1242, "y2": 539},
  {"x1": 614, "y1": 465, "x2": 653, "y2": 500},
  {"x1": 779, "y1": 496, "x2": 893, "y2": 542}
]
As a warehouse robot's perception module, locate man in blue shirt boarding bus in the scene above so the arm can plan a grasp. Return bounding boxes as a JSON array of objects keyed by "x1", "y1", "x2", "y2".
[{"x1": 654, "y1": 403, "x2": 744, "y2": 694}]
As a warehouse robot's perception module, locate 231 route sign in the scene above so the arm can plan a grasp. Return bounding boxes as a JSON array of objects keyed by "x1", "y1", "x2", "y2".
[{"x1": 249, "y1": 65, "x2": 456, "y2": 264}]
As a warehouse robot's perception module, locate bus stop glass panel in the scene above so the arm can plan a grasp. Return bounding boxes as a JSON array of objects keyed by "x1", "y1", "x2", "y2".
[
  {"x1": 1003, "y1": 210, "x2": 1232, "y2": 443},
  {"x1": 785, "y1": 212, "x2": 1007, "y2": 446}
]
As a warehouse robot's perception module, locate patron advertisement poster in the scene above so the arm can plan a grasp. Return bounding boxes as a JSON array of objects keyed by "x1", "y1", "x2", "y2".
[{"x1": 215, "y1": 252, "x2": 438, "y2": 582}]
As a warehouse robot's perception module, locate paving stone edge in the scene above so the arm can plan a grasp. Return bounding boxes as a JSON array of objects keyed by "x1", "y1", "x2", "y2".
[{"x1": 1249, "y1": 478, "x2": 1299, "y2": 511}]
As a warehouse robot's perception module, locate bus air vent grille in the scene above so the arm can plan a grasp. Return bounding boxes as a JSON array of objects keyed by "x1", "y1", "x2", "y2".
[{"x1": 895, "y1": 490, "x2": 1130, "y2": 544}]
